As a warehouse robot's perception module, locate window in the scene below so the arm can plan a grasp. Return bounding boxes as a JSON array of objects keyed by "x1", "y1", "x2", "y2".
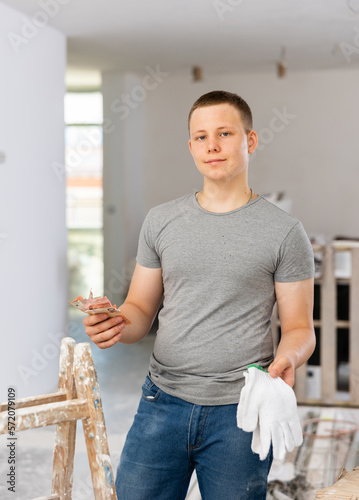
[{"x1": 65, "y1": 92, "x2": 104, "y2": 305}]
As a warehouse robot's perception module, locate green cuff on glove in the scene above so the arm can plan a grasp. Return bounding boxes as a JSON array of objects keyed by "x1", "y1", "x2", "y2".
[{"x1": 247, "y1": 364, "x2": 269, "y2": 373}]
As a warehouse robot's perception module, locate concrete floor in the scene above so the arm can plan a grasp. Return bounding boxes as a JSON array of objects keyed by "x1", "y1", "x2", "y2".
[{"x1": 1, "y1": 315, "x2": 359, "y2": 499}]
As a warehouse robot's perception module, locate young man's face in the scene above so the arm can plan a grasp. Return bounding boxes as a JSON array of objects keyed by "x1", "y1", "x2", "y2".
[{"x1": 188, "y1": 103, "x2": 257, "y2": 184}]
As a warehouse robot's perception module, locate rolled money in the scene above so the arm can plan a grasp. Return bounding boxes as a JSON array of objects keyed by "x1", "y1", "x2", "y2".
[{"x1": 69, "y1": 290, "x2": 132, "y2": 325}]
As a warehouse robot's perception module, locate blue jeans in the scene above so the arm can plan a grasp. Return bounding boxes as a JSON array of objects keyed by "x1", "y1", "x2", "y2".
[{"x1": 116, "y1": 375, "x2": 272, "y2": 499}]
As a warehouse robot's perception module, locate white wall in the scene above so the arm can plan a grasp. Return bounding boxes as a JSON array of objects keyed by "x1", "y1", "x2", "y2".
[{"x1": 0, "y1": 2, "x2": 67, "y2": 398}]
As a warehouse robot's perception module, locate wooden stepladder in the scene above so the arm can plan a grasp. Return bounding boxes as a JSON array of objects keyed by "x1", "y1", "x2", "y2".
[{"x1": 0, "y1": 337, "x2": 117, "y2": 500}]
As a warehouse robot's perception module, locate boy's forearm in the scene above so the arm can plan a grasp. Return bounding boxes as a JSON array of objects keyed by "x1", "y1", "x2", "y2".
[
  {"x1": 275, "y1": 327, "x2": 316, "y2": 369},
  {"x1": 269, "y1": 327, "x2": 316, "y2": 386},
  {"x1": 116, "y1": 301, "x2": 158, "y2": 344}
]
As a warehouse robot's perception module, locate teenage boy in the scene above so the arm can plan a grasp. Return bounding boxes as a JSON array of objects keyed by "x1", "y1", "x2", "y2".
[{"x1": 84, "y1": 90, "x2": 315, "y2": 499}]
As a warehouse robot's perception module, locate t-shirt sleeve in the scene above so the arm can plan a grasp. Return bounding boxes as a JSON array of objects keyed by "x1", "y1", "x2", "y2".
[
  {"x1": 136, "y1": 210, "x2": 161, "y2": 268},
  {"x1": 274, "y1": 221, "x2": 315, "y2": 282}
]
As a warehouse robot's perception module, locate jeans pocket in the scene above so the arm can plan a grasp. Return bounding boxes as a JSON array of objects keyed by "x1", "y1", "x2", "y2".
[{"x1": 142, "y1": 375, "x2": 161, "y2": 402}]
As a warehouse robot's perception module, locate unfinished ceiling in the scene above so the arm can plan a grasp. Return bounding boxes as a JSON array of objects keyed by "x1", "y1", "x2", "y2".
[{"x1": 3, "y1": 0, "x2": 359, "y2": 86}]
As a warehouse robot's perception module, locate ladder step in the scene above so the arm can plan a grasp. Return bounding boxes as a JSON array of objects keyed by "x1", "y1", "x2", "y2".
[{"x1": 0, "y1": 399, "x2": 89, "y2": 434}]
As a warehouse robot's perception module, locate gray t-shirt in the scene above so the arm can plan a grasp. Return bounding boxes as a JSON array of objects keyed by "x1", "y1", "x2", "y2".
[{"x1": 136, "y1": 193, "x2": 314, "y2": 405}]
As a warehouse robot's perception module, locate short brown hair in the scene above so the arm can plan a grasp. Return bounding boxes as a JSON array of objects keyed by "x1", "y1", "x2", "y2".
[{"x1": 188, "y1": 90, "x2": 253, "y2": 134}]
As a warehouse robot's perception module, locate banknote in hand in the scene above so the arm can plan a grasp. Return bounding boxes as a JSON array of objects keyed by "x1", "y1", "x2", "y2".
[{"x1": 69, "y1": 290, "x2": 132, "y2": 324}]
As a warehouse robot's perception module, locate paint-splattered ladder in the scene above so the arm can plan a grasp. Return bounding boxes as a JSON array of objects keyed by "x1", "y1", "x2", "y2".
[{"x1": 0, "y1": 337, "x2": 117, "y2": 500}]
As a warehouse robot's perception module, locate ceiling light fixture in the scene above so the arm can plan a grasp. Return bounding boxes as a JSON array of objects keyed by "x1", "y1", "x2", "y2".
[
  {"x1": 277, "y1": 46, "x2": 287, "y2": 78},
  {"x1": 192, "y1": 66, "x2": 203, "y2": 82}
]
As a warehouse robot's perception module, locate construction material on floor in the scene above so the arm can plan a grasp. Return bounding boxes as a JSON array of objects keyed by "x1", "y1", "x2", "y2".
[
  {"x1": 315, "y1": 466, "x2": 359, "y2": 499},
  {"x1": 267, "y1": 406, "x2": 359, "y2": 499}
]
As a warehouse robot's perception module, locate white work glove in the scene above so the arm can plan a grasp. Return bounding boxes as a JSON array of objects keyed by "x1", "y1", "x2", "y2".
[{"x1": 236, "y1": 364, "x2": 303, "y2": 461}]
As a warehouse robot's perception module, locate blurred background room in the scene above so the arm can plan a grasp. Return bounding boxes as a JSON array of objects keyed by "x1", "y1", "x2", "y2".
[{"x1": 1, "y1": 1, "x2": 359, "y2": 498}]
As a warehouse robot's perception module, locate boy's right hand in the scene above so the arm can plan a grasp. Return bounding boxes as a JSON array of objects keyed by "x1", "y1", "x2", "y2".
[{"x1": 83, "y1": 313, "x2": 127, "y2": 349}]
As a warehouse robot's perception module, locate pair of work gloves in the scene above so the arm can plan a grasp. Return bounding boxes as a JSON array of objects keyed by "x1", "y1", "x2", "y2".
[{"x1": 236, "y1": 364, "x2": 303, "y2": 461}]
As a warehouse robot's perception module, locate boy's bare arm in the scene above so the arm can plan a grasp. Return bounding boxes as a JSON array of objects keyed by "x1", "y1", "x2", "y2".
[
  {"x1": 269, "y1": 277, "x2": 316, "y2": 386},
  {"x1": 83, "y1": 263, "x2": 163, "y2": 349}
]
